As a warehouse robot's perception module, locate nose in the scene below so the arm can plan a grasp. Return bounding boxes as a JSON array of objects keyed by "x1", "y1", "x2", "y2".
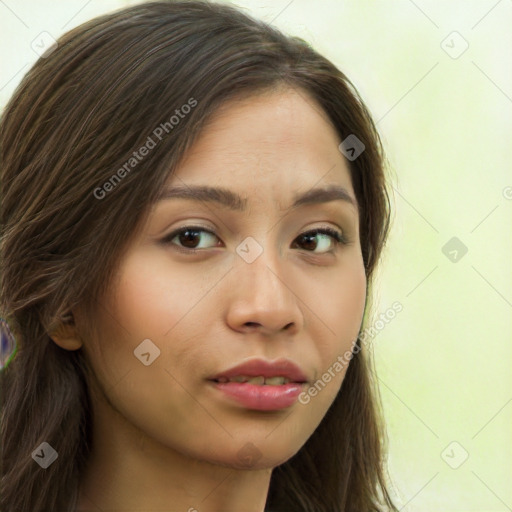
[{"x1": 225, "y1": 248, "x2": 304, "y2": 336}]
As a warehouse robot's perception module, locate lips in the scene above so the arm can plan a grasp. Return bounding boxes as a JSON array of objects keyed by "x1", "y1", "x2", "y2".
[
  {"x1": 208, "y1": 358, "x2": 308, "y2": 384},
  {"x1": 207, "y1": 358, "x2": 308, "y2": 411}
]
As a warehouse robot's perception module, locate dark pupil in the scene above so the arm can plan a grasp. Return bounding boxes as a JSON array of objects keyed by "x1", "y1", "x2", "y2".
[
  {"x1": 299, "y1": 233, "x2": 317, "y2": 251},
  {"x1": 180, "y1": 229, "x2": 201, "y2": 248}
]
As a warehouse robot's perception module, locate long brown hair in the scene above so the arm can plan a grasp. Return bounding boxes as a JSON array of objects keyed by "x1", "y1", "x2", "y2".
[{"x1": 0, "y1": 1, "x2": 396, "y2": 510}]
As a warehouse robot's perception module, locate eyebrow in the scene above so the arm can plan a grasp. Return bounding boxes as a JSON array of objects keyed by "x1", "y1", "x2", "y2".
[{"x1": 156, "y1": 183, "x2": 357, "y2": 211}]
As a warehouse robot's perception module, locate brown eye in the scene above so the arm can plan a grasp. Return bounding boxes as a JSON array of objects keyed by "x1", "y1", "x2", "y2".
[
  {"x1": 292, "y1": 227, "x2": 346, "y2": 253},
  {"x1": 162, "y1": 226, "x2": 221, "y2": 251}
]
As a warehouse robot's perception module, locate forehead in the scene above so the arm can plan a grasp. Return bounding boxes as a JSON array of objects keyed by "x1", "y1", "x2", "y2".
[{"x1": 168, "y1": 87, "x2": 354, "y2": 201}]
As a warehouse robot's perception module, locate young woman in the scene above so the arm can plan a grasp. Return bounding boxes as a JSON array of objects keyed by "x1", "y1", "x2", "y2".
[{"x1": 0, "y1": 1, "x2": 397, "y2": 510}]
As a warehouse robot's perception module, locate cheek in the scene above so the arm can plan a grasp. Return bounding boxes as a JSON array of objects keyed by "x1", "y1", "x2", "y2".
[
  {"x1": 305, "y1": 257, "x2": 366, "y2": 400},
  {"x1": 338, "y1": 260, "x2": 367, "y2": 344},
  {"x1": 313, "y1": 256, "x2": 367, "y2": 357},
  {"x1": 86, "y1": 246, "x2": 236, "y2": 398},
  {"x1": 80, "y1": 251, "x2": 215, "y2": 443},
  {"x1": 111, "y1": 251, "x2": 192, "y2": 336},
  {"x1": 107, "y1": 245, "x2": 227, "y2": 350},
  {"x1": 83, "y1": 249, "x2": 203, "y2": 387}
]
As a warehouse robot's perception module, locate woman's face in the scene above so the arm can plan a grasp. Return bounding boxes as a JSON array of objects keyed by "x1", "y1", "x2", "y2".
[{"x1": 80, "y1": 87, "x2": 366, "y2": 470}]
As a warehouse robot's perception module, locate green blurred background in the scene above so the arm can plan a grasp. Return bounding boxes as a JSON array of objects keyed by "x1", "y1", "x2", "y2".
[{"x1": 1, "y1": 1, "x2": 511, "y2": 510}]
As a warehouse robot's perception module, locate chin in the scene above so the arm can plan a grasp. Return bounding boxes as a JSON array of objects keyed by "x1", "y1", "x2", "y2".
[{"x1": 198, "y1": 442, "x2": 301, "y2": 471}]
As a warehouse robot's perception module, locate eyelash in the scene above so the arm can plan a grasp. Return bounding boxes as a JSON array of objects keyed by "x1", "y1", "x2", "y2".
[{"x1": 161, "y1": 225, "x2": 349, "y2": 254}]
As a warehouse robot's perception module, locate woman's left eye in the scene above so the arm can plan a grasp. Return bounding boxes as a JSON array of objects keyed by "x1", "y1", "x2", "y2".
[
  {"x1": 161, "y1": 226, "x2": 347, "y2": 254},
  {"x1": 292, "y1": 227, "x2": 347, "y2": 253}
]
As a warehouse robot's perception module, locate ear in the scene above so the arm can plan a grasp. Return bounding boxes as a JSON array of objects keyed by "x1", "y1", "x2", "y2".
[{"x1": 48, "y1": 312, "x2": 83, "y2": 351}]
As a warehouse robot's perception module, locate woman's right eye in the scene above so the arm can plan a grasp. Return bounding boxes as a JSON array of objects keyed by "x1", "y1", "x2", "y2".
[{"x1": 161, "y1": 226, "x2": 222, "y2": 252}]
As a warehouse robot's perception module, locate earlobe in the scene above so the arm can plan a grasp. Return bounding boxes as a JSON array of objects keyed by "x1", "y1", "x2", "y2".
[{"x1": 48, "y1": 313, "x2": 83, "y2": 351}]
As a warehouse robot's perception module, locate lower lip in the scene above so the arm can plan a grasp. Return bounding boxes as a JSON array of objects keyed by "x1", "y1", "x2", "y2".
[{"x1": 210, "y1": 381, "x2": 304, "y2": 411}]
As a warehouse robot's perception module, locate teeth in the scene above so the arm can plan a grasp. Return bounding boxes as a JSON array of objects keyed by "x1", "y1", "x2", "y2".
[
  {"x1": 264, "y1": 376, "x2": 288, "y2": 385},
  {"x1": 216, "y1": 375, "x2": 291, "y2": 385},
  {"x1": 247, "y1": 376, "x2": 265, "y2": 385}
]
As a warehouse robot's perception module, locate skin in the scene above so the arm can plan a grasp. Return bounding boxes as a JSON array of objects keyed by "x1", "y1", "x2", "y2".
[{"x1": 57, "y1": 87, "x2": 367, "y2": 512}]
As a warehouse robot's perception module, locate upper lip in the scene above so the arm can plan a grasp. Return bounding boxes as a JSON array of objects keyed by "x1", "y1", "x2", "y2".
[{"x1": 209, "y1": 358, "x2": 308, "y2": 383}]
